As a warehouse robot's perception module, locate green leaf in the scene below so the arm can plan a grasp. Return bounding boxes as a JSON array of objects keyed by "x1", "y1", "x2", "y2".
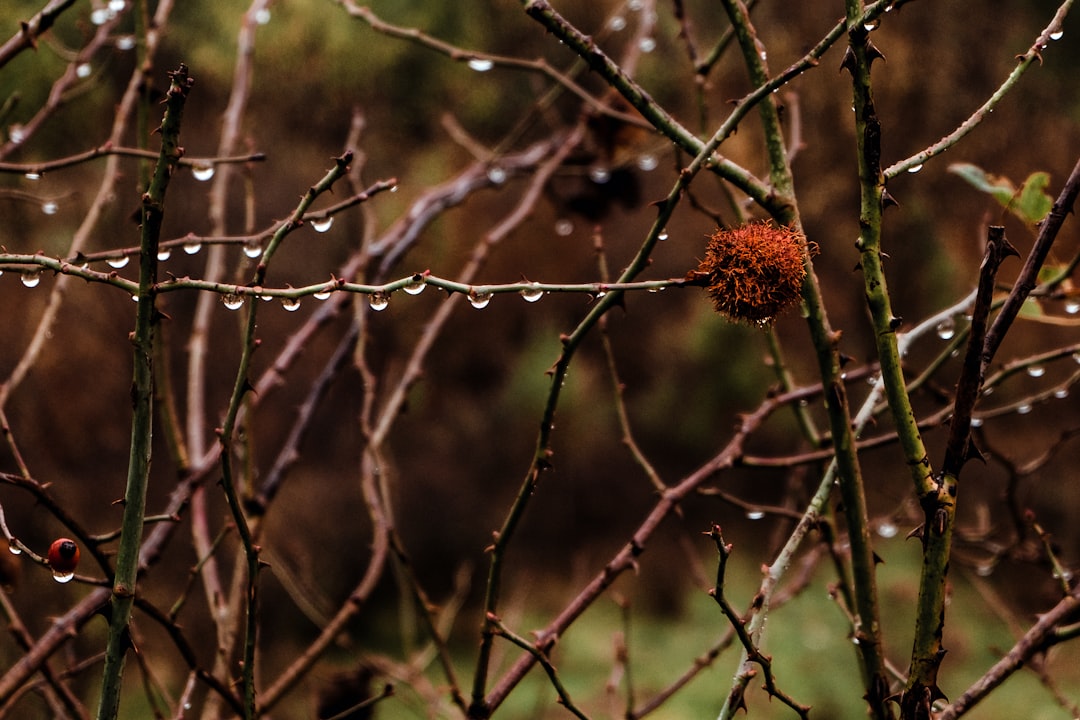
[
  {"x1": 1019, "y1": 297, "x2": 1044, "y2": 317},
  {"x1": 1012, "y1": 171, "x2": 1053, "y2": 224},
  {"x1": 949, "y1": 163, "x2": 1015, "y2": 206}
]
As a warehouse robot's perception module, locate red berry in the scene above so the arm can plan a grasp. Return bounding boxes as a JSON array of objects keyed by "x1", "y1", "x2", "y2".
[{"x1": 47, "y1": 538, "x2": 80, "y2": 574}]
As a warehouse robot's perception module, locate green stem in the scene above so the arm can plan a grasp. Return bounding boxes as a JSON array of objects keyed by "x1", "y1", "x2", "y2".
[
  {"x1": 96, "y1": 64, "x2": 192, "y2": 720},
  {"x1": 717, "y1": 3, "x2": 891, "y2": 717},
  {"x1": 215, "y1": 153, "x2": 356, "y2": 718}
]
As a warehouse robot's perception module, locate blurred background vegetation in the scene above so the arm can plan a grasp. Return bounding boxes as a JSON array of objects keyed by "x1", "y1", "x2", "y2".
[{"x1": 1, "y1": 1, "x2": 1079, "y2": 717}]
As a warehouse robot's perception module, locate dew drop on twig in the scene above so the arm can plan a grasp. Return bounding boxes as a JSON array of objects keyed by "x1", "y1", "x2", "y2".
[
  {"x1": 907, "y1": 163, "x2": 924, "y2": 174},
  {"x1": 281, "y1": 297, "x2": 301, "y2": 312},
  {"x1": 183, "y1": 239, "x2": 202, "y2": 255},
  {"x1": 41, "y1": 201, "x2": 58, "y2": 215},
  {"x1": 313, "y1": 288, "x2": 332, "y2": 300},
  {"x1": 157, "y1": 248, "x2": 172, "y2": 261},
  {"x1": 639, "y1": 37, "x2": 656, "y2": 53},
  {"x1": 468, "y1": 290, "x2": 492, "y2": 309},
  {"x1": 52, "y1": 570, "x2": 75, "y2": 583},
  {"x1": 1017, "y1": 403, "x2": 1032, "y2": 415},
  {"x1": 76, "y1": 63, "x2": 92, "y2": 79},
  {"x1": 222, "y1": 293, "x2": 244, "y2": 310},
  {"x1": 7, "y1": 540, "x2": 21, "y2": 555},
  {"x1": 1065, "y1": 299, "x2": 1080, "y2": 315},
  {"x1": 1050, "y1": 29, "x2": 1064, "y2": 41},
  {"x1": 486, "y1": 166, "x2": 506, "y2": 184},
  {"x1": 369, "y1": 292, "x2": 389, "y2": 311},
  {"x1": 1026, "y1": 364, "x2": 1045, "y2": 378},
  {"x1": 243, "y1": 240, "x2": 262, "y2": 258},
  {"x1": 191, "y1": 165, "x2": 215, "y2": 182},
  {"x1": 935, "y1": 317, "x2": 955, "y2": 340},
  {"x1": 520, "y1": 284, "x2": 544, "y2": 303},
  {"x1": 608, "y1": 15, "x2": 626, "y2": 31},
  {"x1": 21, "y1": 271, "x2": 41, "y2": 288},
  {"x1": 106, "y1": 255, "x2": 130, "y2": 269},
  {"x1": 311, "y1": 216, "x2": 334, "y2": 233},
  {"x1": 745, "y1": 510, "x2": 765, "y2": 520},
  {"x1": 404, "y1": 276, "x2": 426, "y2": 295},
  {"x1": 467, "y1": 58, "x2": 494, "y2": 72},
  {"x1": 555, "y1": 219, "x2": 574, "y2": 236}
]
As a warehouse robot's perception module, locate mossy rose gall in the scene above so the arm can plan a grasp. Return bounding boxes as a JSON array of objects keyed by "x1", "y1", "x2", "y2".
[{"x1": 693, "y1": 221, "x2": 807, "y2": 325}]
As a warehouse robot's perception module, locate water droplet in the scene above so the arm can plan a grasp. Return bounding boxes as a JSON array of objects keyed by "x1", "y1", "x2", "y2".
[
  {"x1": 313, "y1": 288, "x2": 332, "y2": 300},
  {"x1": 588, "y1": 166, "x2": 611, "y2": 184},
  {"x1": 864, "y1": 21, "x2": 879, "y2": 32},
  {"x1": 222, "y1": 293, "x2": 244, "y2": 310},
  {"x1": 191, "y1": 164, "x2": 215, "y2": 182},
  {"x1": 157, "y1": 247, "x2": 172, "y2": 261},
  {"x1": 23, "y1": 171, "x2": 40, "y2": 180},
  {"x1": 390, "y1": 184, "x2": 399, "y2": 192},
  {"x1": 1026, "y1": 364, "x2": 1046, "y2": 378},
  {"x1": 657, "y1": 228, "x2": 669, "y2": 241},
  {"x1": 21, "y1": 271, "x2": 41, "y2": 288},
  {"x1": 628, "y1": 0, "x2": 644, "y2": 10},
  {"x1": 1017, "y1": 403, "x2": 1032, "y2": 415},
  {"x1": 281, "y1": 297, "x2": 301, "y2": 312},
  {"x1": 90, "y1": 8, "x2": 111, "y2": 25},
  {"x1": 877, "y1": 522, "x2": 898, "y2": 539},
  {"x1": 487, "y1": 166, "x2": 506, "y2": 184},
  {"x1": 975, "y1": 563, "x2": 995, "y2": 577},
  {"x1": 76, "y1": 63, "x2": 92, "y2": 79},
  {"x1": 637, "y1": 154, "x2": 658, "y2": 171},
  {"x1": 8, "y1": 539, "x2": 21, "y2": 555},
  {"x1": 106, "y1": 255, "x2": 130, "y2": 269},
  {"x1": 115, "y1": 34, "x2": 136, "y2": 51},
  {"x1": 311, "y1": 216, "x2": 334, "y2": 233},
  {"x1": 970, "y1": 417, "x2": 983, "y2": 428},
  {"x1": 183, "y1": 239, "x2": 202, "y2": 255},
  {"x1": 1054, "y1": 387, "x2": 1069, "y2": 399},
  {"x1": 41, "y1": 201, "x2": 58, "y2": 215},
  {"x1": 1074, "y1": 351, "x2": 1080, "y2": 365},
  {"x1": 255, "y1": 8, "x2": 271, "y2": 24},
  {"x1": 745, "y1": 510, "x2": 765, "y2": 520},
  {"x1": 608, "y1": 15, "x2": 627, "y2": 31},
  {"x1": 935, "y1": 317, "x2": 955, "y2": 340},
  {"x1": 108, "y1": 0, "x2": 126, "y2": 10},
  {"x1": 404, "y1": 275, "x2": 426, "y2": 295},
  {"x1": 52, "y1": 570, "x2": 75, "y2": 583},
  {"x1": 467, "y1": 58, "x2": 494, "y2": 72},
  {"x1": 243, "y1": 239, "x2": 262, "y2": 258},
  {"x1": 639, "y1": 37, "x2": 656, "y2": 53},
  {"x1": 468, "y1": 290, "x2": 492, "y2": 309},
  {"x1": 555, "y1": 219, "x2": 574, "y2": 236},
  {"x1": 907, "y1": 163, "x2": 924, "y2": 174},
  {"x1": 1050, "y1": 29, "x2": 1064, "y2": 41},
  {"x1": 369, "y1": 292, "x2": 389, "y2": 311},
  {"x1": 520, "y1": 284, "x2": 544, "y2": 303}
]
